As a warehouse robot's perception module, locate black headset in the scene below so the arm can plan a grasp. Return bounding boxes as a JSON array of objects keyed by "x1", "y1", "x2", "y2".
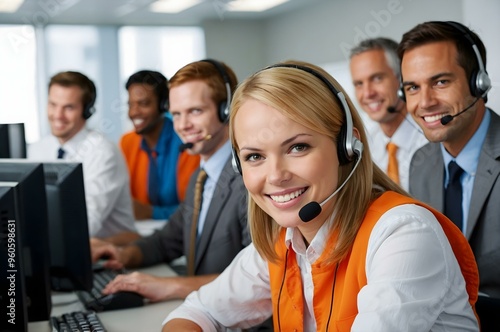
[
  {"x1": 399, "y1": 21, "x2": 491, "y2": 102},
  {"x1": 150, "y1": 72, "x2": 168, "y2": 114},
  {"x1": 232, "y1": 63, "x2": 363, "y2": 174},
  {"x1": 201, "y1": 59, "x2": 233, "y2": 123},
  {"x1": 82, "y1": 79, "x2": 97, "y2": 120},
  {"x1": 157, "y1": 86, "x2": 169, "y2": 114}
]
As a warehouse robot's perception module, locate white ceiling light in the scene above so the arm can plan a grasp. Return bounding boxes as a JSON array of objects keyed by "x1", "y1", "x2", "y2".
[
  {"x1": 0, "y1": 0, "x2": 25, "y2": 13},
  {"x1": 227, "y1": 0, "x2": 289, "y2": 12},
  {"x1": 149, "y1": 0, "x2": 203, "y2": 14}
]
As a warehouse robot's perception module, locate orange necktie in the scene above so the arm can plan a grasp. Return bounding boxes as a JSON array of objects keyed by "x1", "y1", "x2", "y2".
[
  {"x1": 187, "y1": 169, "x2": 208, "y2": 276},
  {"x1": 386, "y1": 142, "x2": 400, "y2": 184}
]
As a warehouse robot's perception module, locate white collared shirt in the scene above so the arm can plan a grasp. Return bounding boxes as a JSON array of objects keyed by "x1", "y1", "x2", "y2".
[
  {"x1": 164, "y1": 204, "x2": 477, "y2": 331},
  {"x1": 28, "y1": 128, "x2": 137, "y2": 237},
  {"x1": 368, "y1": 115, "x2": 428, "y2": 191}
]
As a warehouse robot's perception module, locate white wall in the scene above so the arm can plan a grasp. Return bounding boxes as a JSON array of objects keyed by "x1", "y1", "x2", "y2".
[
  {"x1": 263, "y1": 0, "x2": 462, "y2": 65},
  {"x1": 203, "y1": 20, "x2": 267, "y2": 82},
  {"x1": 463, "y1": 0, "x2": 500, "y2": 113},
  {"x1": 202, "y1": 0, "x2": 499, "y2": 111},
  {"x1": 202, "y1": 0, "x2": 463, "y2": 81}
]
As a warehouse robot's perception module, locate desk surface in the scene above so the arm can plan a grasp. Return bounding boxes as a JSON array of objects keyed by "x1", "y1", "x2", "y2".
[
  {"x1": 28, "y1": 264, "x2": 183, "y2": 332},
  {"x1": 135, "y1": 219, "x2": 167, "y2": 237}
]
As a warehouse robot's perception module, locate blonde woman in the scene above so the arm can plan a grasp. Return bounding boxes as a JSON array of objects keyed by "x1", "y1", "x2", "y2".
[{"x1": 162, "y1": 61, "x2": 479, "y2": 332}]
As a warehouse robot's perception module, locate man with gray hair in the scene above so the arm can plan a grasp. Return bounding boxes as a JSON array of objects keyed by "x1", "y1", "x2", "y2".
[{"x1": 349, "y1": 37, "x2": 427, "y2": 190}]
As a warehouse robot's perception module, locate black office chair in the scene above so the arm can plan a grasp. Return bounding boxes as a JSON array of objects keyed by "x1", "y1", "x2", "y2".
[{"x1": 476, "y1": 295, "x2": 500, "y2": 332}]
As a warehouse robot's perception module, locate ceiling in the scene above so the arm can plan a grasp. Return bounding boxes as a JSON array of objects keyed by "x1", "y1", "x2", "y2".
[{"x1": 0, "y1": 0, "x2": 322, "y2": 26}]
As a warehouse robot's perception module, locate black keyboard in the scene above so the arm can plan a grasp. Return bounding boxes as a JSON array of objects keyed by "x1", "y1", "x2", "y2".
[
  {"x1": 76, "y1": 268, "x2": 144, "y2": 312},
  {"x1": 50, "y1": 310, "x2": 106, "y2": 332}
]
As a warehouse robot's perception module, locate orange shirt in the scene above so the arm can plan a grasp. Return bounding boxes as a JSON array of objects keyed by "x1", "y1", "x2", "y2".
[{"x1": 120, "y1": 130, "x2": 199, "y2": 206}]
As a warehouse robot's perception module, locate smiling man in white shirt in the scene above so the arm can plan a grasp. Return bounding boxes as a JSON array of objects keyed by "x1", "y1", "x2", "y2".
[
  {"x1": 28, "y1": 71, "x2": 138, "y2": 244},
  {"x1": 349, "y1": 38, "x2": 428, "y2": 191}
]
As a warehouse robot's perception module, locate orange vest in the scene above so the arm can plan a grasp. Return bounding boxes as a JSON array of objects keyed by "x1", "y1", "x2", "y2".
[
  {"x1": 119, "y1": 131, "x2": 200, "y2": 203},
  {"x1": 268, "y1": 191, "x2": 479, "y2": 331}
]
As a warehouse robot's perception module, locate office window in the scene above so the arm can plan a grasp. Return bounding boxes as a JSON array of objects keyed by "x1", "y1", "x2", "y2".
[
  {"x1": 0, "y1": 25, "x2": 38, "y2": 143},
  {"x1": 118, "y1": 26, "x2": 205, "y2": 132},
  {"x1": 0, "y1": 25, "x2": 205, "y2": 144},
  {"x1": 45, "y1": 26, "x2": 100, "y2": 76},
  {"x1": 119, "y1": 26, "x2": 205, "y2": 81}
]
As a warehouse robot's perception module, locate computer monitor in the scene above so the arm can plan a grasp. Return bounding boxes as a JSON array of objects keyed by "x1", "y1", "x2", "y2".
[
  {"x1": 0, "y1": 161, "x2": 52, "y2": 322},
  {"x1": 0, "y1": 123, "x2": 27, "y2": 158},
  {"x1": 43, "y1": 162, "x2": 93, "y2": 292},
  {"x1": 0, "y1": 186, "x2": 29, "y2": 332}
]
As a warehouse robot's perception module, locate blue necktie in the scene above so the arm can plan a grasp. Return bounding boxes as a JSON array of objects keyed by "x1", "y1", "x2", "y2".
[
  {"x1": 147, "y1": 150, "x2": 160, "y2": 205},
  {"x1": 444, "y1": 161, "x2": 464, "y2": 231},
  {"x1": 57, "y1": 147, "x2": 65, "y2": 159}
]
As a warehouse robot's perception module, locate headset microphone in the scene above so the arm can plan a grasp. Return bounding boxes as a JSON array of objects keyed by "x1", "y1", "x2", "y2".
[
  {"x1": 178, "y1": 134, "x2": 213, "y2": 152},
  {"x1": 440, "y1": 97, "x2": 480, "y2": 125},
  {"x1": 387, "y1": 106, "x2": 397, "y2": 114},
  {"x1": 178, "y1": 142, "x2": 193, "y2": 152},
  {"x1": 298, "y1": 152, "x2": 363, "y2": 222},
  {"x1": 178, "y1": 121, "x2": 228, "y2": 152},
  {"x1": 387, "y1": 97, "x2": 403, "y2": 114},
  {"x1": 384, "y1": 100, "x2": 426, "y2": 136}
]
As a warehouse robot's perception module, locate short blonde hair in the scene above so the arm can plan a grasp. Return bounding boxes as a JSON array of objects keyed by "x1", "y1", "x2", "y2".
[{"x1": 230, "y1": 60, "x2": 406, "y2": 263}]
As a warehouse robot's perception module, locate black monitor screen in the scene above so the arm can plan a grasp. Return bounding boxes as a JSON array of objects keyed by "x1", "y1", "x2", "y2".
[
  {"x1": 0, "y1": 186, "x2": 29, "y2": 332},
  {"x1": 0, "y1": 161, "x2": 51, "y2": 322},
  {"x1": 43, "y1": 162, "x2": 92, "y2": 292},
  {"x1": 0, "y1": 124, "x2": 27, "y2": 158}
]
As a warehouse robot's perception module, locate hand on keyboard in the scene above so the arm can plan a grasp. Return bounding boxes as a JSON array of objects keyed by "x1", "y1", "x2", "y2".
[
  {"x1": 82, "y1": 290, "x2": 145, "y2": 312},
  {"x1": 103, "y1": 271, "x2": 173, "y2": 303},
  {"x1": 90, "y1": 238, "x2": 126, "y2": 270},
  {"x1": 76, "y1": 267, "x2": 144, "y2": 312}
]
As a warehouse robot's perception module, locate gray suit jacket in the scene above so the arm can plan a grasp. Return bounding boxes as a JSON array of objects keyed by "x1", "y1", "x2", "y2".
[
  {"x1": 135, "y1": 157, "x2": 250, "y2": 275},
  {"x1": 409, "y1": 110, "x2": 500, "y2": 298}
]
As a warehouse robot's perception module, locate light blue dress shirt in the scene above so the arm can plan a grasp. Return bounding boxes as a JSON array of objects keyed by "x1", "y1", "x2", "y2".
[{"x1": 197, "y1": 140, "x2": 232, "y2": 236}]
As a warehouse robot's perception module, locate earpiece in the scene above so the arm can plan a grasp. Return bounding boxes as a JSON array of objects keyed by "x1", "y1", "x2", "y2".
[
  {"x1": 201, "y1": 59, "x2": 232, "y2": 123},
  {"x1": 397, "y1": 82, "x2": 406, "y2": 103},
  {"x1": 231, "y1": 64, "x2": 363, "y2": 174},
  {"x1": 82, "y1": 80, "x2": 97, "y2": 120},
  {"x1": 155, "y1": 73, "x2": 169, "y2": 114},
  {"x1": 444, "y1": 21, "x2": 491, "y2": 99},
  {"x1": 158, "y1": 94, "x2": 169, "y2": 114}
]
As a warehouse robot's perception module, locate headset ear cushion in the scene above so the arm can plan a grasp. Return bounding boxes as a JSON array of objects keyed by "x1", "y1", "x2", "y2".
[
  {"x1": 337, "y1": 123, "x2": 350, "y2": 165},
  {"x1": 82, "y1": 106, "x2": 94, "y2": 120},
  {"x1": 469, "y1": 70, "x2": 480, "y2": 97},
  {"x1": 159, "y1": 98, "x2": 168, "y2": 113},
  {"x1": 219, "y1": 101, "x2": 228, "y2": 122},
  {"x1": 472, "y1": 70, "x2": 491, "y2": 98},
  {"x1": 231, "y1": 148, "x2": 242, "y2": 174},
  {"x1": 398, "y1": 85, "x2": 406, "y2": 102}
]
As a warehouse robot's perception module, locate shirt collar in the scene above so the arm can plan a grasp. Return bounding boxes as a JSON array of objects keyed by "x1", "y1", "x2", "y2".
[
  {"x1": 140, "y1": 116, "x2": 173, "y2": 154},
  {"x1": 200, "y1": 140, "x2": 231, "y2": 181},
  {"x1": 441, "y1": 109, "x2": 490, "y2": 176},
  {"x1": 60, "y1": 127, "x2": 90, "y2": 157},
  {"x1": 390, "y1": 114, "x2": 420, "y2": 149},
  {"x1": 284, "y1": 213, "x2": 335, "y2": 263}
]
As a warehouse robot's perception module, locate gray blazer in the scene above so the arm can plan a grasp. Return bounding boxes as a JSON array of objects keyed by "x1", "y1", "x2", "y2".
[
  {"x1": 409, "y1": 110, "x2": 500, "y2": 298},
  {"x1": 135, "y1": 157, "x2": 250, "y2": 275}
]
